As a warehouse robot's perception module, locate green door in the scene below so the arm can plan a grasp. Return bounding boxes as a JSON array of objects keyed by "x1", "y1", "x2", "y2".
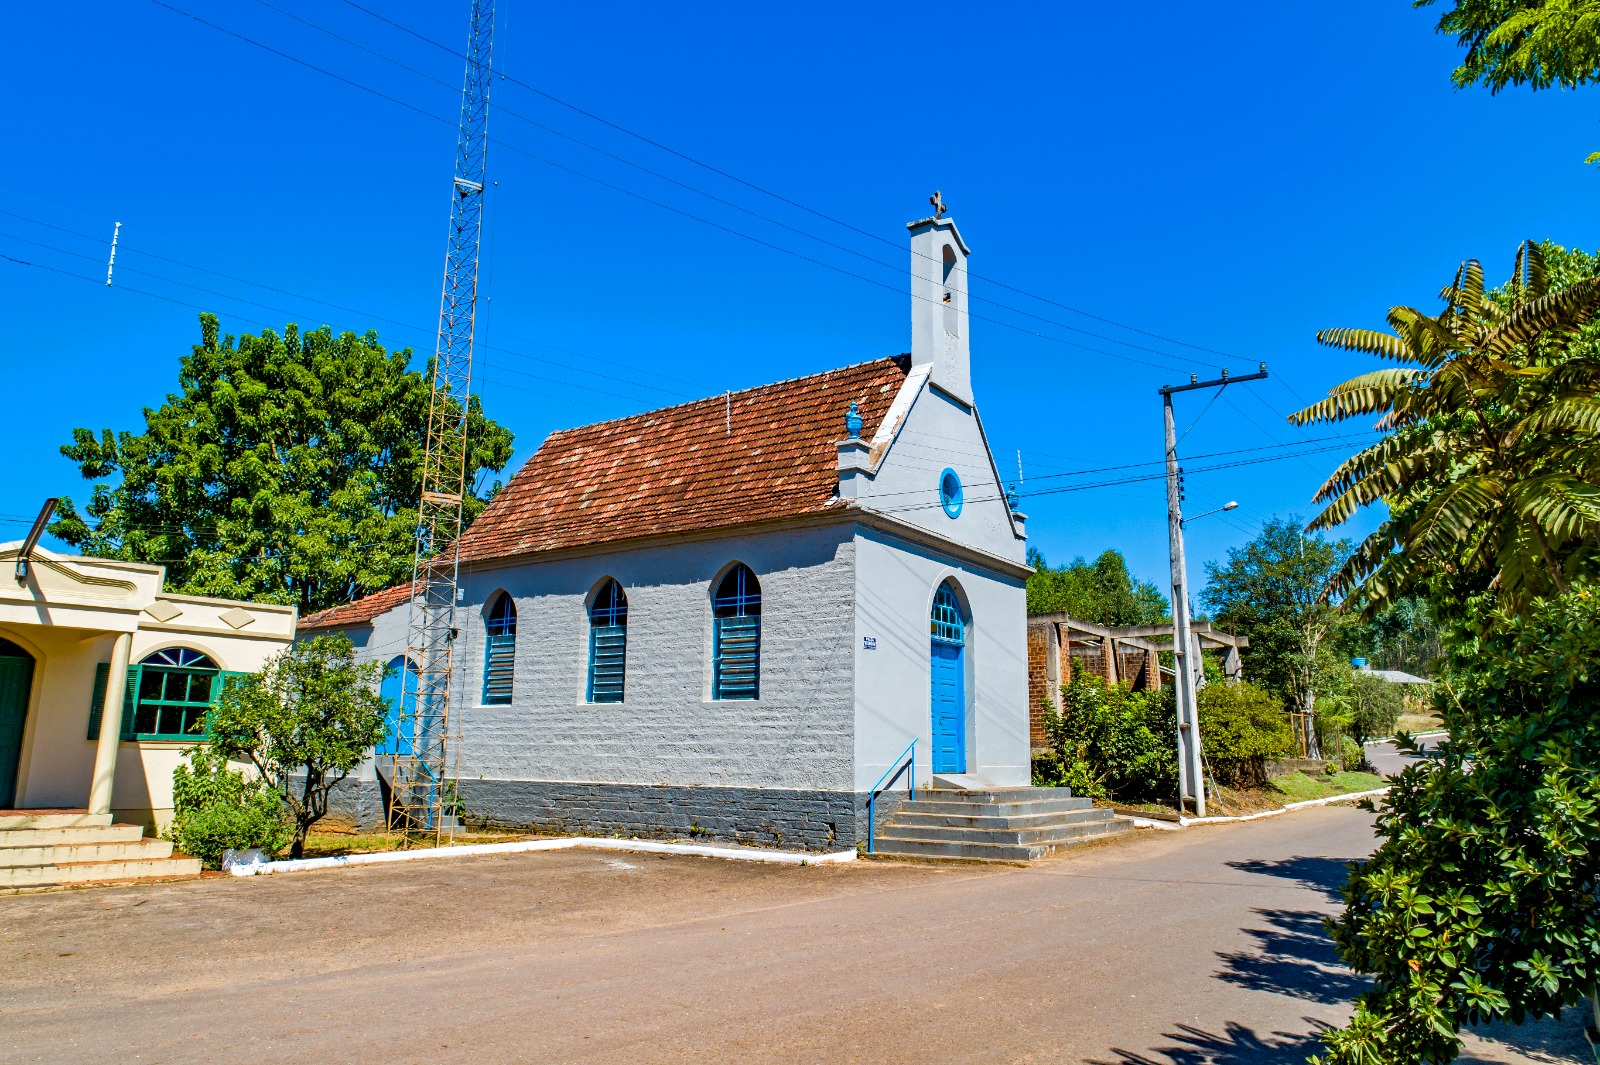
[{"x1": 0, "y1": 649, "x2": 35, "y2": 809}]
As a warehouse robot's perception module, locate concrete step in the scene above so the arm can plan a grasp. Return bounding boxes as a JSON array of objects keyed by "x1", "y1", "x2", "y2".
[
  {"x1": 0, "y1": 838, "x2": 176, "y2": 867},
  {"x1": 921, "y1": 786, "x2": 1077, "y2": 803},
  {"x1": 876, "y1": 816, "x2": 1121, "y2": 847},
  {"x1": 887, "y1": 807, "x2": 1114, "y2": 833},
  {"x1": 0, "y1": 811, "x2": 113, "y2": 831},
  {"x1": 870, "y1": 820, "x2": 1134, "y2": 862},
  {"x1": 0, "y1": 824, "x2": 147, "y2": 848},
  {"x1": 0, "y1": 855, "x2": 202, "y2": 889},
  {"x1": 897, "y1": 794, "x2": 1095, "y2": 818}
]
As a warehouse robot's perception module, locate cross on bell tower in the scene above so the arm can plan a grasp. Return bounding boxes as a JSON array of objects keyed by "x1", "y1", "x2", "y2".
[{"x1": 930, "y1": 189, "x2": 946, "y2": 219}]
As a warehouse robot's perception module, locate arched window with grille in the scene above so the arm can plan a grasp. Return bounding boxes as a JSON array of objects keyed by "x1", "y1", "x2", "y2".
[
  {"x1": 131, "y1": 648, "x2": 222, "y2": 740},
  {"x1": 587, "y1": 579, "x2": 628, "y2": 703},
  {"x1": 483, "y1": 593, "x2": 517, "y2": 705},
  {"x1": 712, "y1": 564, "x2": 762, "y2": 700}
]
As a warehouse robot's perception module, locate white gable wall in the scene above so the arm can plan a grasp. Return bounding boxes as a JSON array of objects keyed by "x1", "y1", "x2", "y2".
[{"x1": 855, "y1": 379, "x2": 1023, "y2": 564}]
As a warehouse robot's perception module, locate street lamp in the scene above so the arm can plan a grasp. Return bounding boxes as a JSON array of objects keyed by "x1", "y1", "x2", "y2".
[{"x1": 1182, "y1": 501, "x2": 1238, "y2": 525}]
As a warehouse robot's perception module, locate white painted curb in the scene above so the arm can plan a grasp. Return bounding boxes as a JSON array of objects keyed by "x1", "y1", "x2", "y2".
[
  {"x1": 1125, "y1": 786, "x2": 1390, "y2": 832},
  {"x1": 227, "y1": 836, "x2": 856, "y2": 877}
]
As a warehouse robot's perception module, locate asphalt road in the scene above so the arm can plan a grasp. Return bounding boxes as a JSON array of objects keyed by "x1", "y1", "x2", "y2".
[{"x1": 0, "y1": 801, "x2": 1584, "y2": 1064}]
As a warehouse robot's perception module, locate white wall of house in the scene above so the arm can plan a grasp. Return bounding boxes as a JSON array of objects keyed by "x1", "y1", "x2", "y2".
[{"x1": 851, "y1": 528, "x2": 1030, "y2": 792}]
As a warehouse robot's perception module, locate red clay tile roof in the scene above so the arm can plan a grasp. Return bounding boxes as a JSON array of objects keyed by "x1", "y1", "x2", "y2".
[
  {"x1": 299, "y1": 582, "x2": 411, "y2": 632},
  {"x1": 300, "y1": 356, "x2": 911, "y2": 630},
  {"x1": 457, "y1": 356, "x2": 910, "y2": 563}
]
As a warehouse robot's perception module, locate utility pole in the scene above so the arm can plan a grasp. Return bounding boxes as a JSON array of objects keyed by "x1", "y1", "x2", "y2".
[
  {"x1": 394, "y1": 0, "x2": 494, "y2": 842},
  {"x1": 1161, "y1": 364, "x2": 1268, "y2": 817}
]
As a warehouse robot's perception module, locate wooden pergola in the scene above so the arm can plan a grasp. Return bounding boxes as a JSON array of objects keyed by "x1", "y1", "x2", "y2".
[{"x1": 1025, "y1": 613, "x2": 1249, "y2": 747}]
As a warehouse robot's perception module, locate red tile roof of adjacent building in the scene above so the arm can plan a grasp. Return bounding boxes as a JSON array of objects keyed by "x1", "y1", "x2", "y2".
[
  {"x1": 300, "y1": 355, "x2": 911, "y2": 631},
  {"x1": 299, "y1": 582, "x2": 412, "y2": 632}
]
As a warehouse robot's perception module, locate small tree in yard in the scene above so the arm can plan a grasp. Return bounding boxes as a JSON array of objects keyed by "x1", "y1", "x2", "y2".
[{"x1": 210, "y1": 635, "x2": 388, "y2": 859}]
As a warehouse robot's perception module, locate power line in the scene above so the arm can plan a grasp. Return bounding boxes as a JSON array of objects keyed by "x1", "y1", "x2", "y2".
[
  {"x1": 142, "y1": 0, "x2": 1243, "y2": 377},
  {"x1": 332, "y1": 0, "x2": 1252, "y2": 368}
]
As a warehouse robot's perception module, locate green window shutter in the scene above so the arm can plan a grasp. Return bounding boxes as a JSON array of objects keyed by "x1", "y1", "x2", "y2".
[
  {"x1": 86, "y1": 662, "x2": 111, "y2": 741},
  {"x1": 205, "y1": 670, "x2": 250, "y2": 738},
  {"x1": 119, "y1": 665, "x2": 141, "y2": 740}
]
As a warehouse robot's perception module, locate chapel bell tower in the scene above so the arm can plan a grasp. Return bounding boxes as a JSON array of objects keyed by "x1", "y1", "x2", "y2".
[{"x1": 908, "y1": 190, "x2": 972, "y2": 405}]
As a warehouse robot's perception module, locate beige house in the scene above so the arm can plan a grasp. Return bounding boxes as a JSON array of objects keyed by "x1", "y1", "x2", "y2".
[{"x1": 0, "y1": 542, "x2": 296, "y2": 830}]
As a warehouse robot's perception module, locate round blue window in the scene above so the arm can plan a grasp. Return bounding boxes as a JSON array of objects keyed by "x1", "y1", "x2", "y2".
[{"x1": 939, "y1": 468, "x2": 963, "y2": 518}]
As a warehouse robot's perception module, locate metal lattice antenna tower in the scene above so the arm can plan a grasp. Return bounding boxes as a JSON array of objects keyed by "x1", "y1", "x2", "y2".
[{"x1": 391, "y1": 0, "x2": 494, "y2": 843}]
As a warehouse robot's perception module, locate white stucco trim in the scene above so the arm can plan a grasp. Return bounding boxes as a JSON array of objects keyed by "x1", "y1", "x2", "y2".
[
  {"x1": 229, "y1": 836, "x2": 858, "y2": 876},
  {"x1": 866, "y1": 363, "x2": 931, "y2": 470},
  {"x1": 852, "y1": 511, "x2": 1033, "y2": 581}
]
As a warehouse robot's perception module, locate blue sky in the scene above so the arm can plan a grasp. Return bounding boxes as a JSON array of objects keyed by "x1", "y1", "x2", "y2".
[{"x1": 2, "y1": 1, "x2": 1597, "y2": 599}]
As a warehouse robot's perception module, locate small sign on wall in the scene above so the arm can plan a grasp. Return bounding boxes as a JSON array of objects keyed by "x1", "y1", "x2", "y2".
[{"x1": 862, "y1": 636, "x2": 877, "y2": 650}]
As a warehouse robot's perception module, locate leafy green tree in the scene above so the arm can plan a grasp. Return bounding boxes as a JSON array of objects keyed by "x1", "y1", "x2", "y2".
[
  {"x1": 166, "y1": 745, "x2": 291, "y2": 869},
  {"x1": 209, "y1": 635, "x2": 389, "y2": 859},
  {"x1": 1290, "y1": 241, "x2": 1600, "y2": 615},
  {"x1": 1418, "y1": 0, "x2": 1600, "y2": 93},
  {"x1": 1200, "y1": 518, "x2": 1352, "y2": 749},
  {"x1": 1195, "y1": 681, "x2": 1294, "y2": 788},
  {"x1": 51, "y1": 314, "x2": 514, "y2": 614},
  {"x1": 1026, "y1": 548, "x2": 1169, "y2": 625},
  {"x1": 1318, "y1": 584, "x2": 1600, "y2": 1065},
  {"x1": 1333, "y1": 596, "x2": 1442, "y2": 677}
]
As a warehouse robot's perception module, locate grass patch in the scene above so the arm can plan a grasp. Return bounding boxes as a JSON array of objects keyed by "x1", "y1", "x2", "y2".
[
  {"x1": 1396, "y1": 713, "x2": 1445, "y2": 735},
  {"x1": 1271, "y1": 770, "x2": 1385, "y2": 802},
  {"x1": 299, "y1": 829, "x2": 537, "y2": 859}
]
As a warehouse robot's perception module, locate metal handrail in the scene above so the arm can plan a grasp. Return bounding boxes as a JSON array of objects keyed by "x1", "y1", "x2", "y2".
[{"x1": 866, "y1": 738, "x2": 916, "y2": 855}]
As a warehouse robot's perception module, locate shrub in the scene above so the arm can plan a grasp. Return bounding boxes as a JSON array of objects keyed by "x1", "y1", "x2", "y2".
[
  {"x1": 1339, "y1": 735, "x2": 1365, "y2": 772},
  {"x1": 1033, "y1": 673, "x2": 1176, "y2": 803},
  {"x1": 167, "y1": 746, "x2": 291, "y2": 869},
  {"x1": 1195, "y1": 680, "x2": 1295, "y2": 787}
]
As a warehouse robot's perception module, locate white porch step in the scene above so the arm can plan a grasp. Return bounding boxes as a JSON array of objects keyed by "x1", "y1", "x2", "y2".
[
  {"x1": 0, "y1": 855, "x2": 201, "y2": 889},
  {"x1": 0, "y1": 810, "x2": 201, "y2": 889},
  {"x1": 0, "y1": 838, "x2": 175, "y2": 867},
  {"x1": 0, "y1": 823, "x2": 146, "y2": 848},
  {"x1": 0, "y1": 811, "x2": 114, "y2": 831}
]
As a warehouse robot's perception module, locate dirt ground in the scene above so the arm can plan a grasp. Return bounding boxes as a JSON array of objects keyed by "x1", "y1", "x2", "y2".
[{"x1": 0, "y1": 802, "x2": 1586, "y2": 1065}]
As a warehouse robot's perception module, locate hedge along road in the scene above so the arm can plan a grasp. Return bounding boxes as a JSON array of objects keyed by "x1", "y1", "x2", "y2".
[{"x1": 0, "y1": 806, "x2": 1580, "y2": 1065}]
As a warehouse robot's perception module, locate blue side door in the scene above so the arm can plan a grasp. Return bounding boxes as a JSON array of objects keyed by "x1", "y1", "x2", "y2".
[
  {"x1": 930, "y1": 641, "x2": 966, "y2": 774},
  {"x1": 377, "y1": 657, "x2": 416, "y2": 758}
]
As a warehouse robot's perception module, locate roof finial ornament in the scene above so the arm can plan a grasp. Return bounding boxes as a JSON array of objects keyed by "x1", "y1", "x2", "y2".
[
  {"x1": 845, "y1": 400, "x2": 863, "y2": 439},
  {"x1": 930, "y1": 189, "x2": 946, "y2": 219}
]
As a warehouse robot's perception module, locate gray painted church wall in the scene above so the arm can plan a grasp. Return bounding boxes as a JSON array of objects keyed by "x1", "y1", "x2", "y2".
[
  {"x1": 857, "y1": 382, "x2": 1023, "y2": 565},
  {"x1": 438, "y1": 523, "x2": 859, "y2": 793},
  {"x1": 852, "y1": 529, "x2": 1030, "y2": 792}
]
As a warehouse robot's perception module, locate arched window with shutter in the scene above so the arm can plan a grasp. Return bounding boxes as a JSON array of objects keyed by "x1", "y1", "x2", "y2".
[
  {"x1": 483, "y1": 593, "x2": 517, "y2": 705},
  {"x1": 712, "y1": 564, "x2": 761, "y2": 700},
  {"x1": 587, "y1": 579, "x2": 628, "y2": 703}
]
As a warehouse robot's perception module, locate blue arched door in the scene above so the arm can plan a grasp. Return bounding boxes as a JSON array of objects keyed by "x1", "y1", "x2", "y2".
[
  {"x1": 929, "y1": 584, "x2": 967, "y2": 775},
  {"x1": 377, "y1": 656, "x2": 417, "y2": 759}
]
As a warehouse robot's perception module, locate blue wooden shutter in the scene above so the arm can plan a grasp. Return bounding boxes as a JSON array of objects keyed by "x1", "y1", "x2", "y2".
[
  {"x1": 587, "y1": 624, "x2": 627, "y2": 702},
  {"x1": 86, "y1": 663, "x2": 111, "y2": 740},
  {"x1": 119, "y1": 665, "x2": 141, "y2": 740},
  {"x1": 713, "y1": 615, "x2": 761, "y2": 700},
  {"x1": 483, "y1": 635, "x2": 516, "y2": 704}
]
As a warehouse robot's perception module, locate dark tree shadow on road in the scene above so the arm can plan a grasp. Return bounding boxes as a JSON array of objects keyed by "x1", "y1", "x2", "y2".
[
  {"x1": 1215, "y1": 906, "x2": 1368, "y2": 1004},
  {"x1": 1087, "y1": 1019, "x2": 1330, "y2": 1065},
  {"x1": 1225, "y1": 855, "x2": 1357, "y2": 901}
]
